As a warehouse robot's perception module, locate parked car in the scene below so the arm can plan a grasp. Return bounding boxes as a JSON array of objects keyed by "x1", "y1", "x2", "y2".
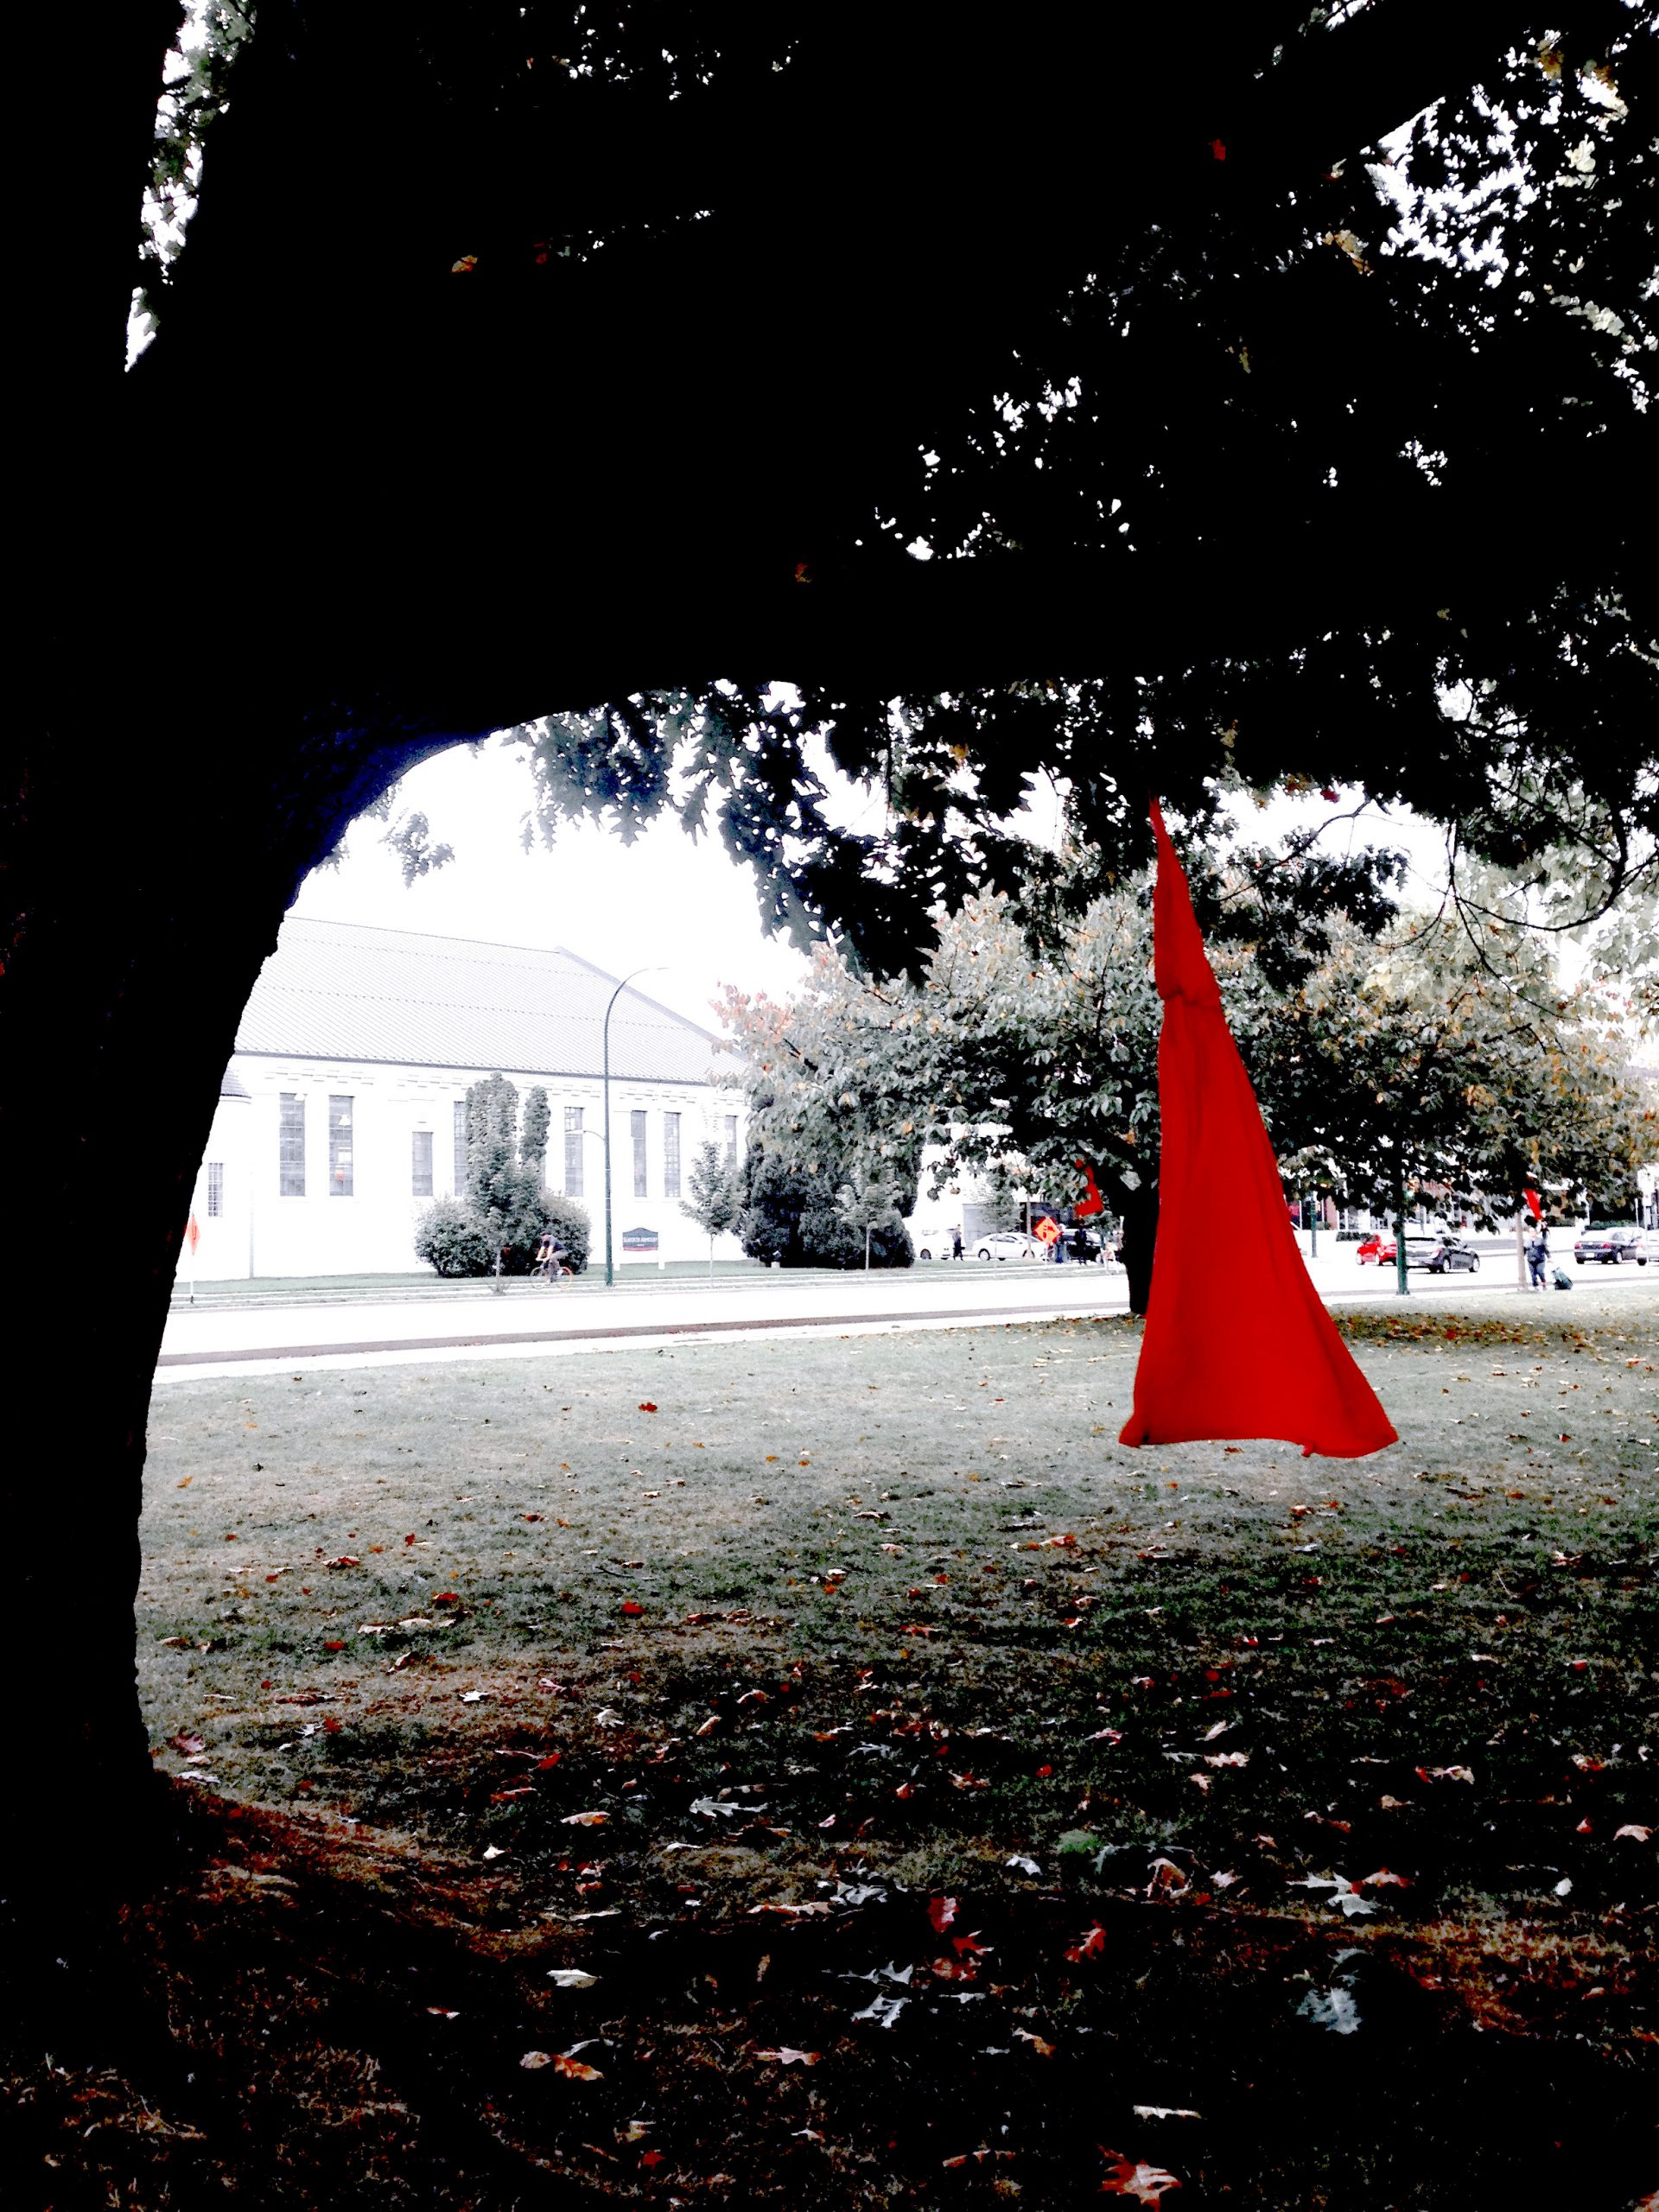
[
  {"x1": 1357, "y1": 1232, "x2": 1480, "y2": 1273},
  {"x1": 1573, "y1": 1223, "x2": 1644, "y2": 1265},
  {"x1": 1631, "y1": 1228, "x2": 1659, "y2": 1266},
  {"x1": 1403, "y1": 1234, "x2": 1481, "y2": 1274},
  {"x1": 976, "y1": 1231, "x2": 1038, "y2": 1262}
]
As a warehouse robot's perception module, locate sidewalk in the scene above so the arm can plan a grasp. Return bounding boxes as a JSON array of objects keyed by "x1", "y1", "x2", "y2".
[{"x1": 153, "y1": 1249, "x2": 1657, "y2": 1383}]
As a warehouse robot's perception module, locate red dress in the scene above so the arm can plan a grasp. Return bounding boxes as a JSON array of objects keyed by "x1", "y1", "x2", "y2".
[{"x1": 1119, "y1": 802, "x2": 1397, "y2": 1459}]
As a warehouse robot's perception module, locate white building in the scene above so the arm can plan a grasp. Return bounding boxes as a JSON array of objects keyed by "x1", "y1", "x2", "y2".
[{"x1": 181, "y1": 918, "x2": 743, "y2": 1281}]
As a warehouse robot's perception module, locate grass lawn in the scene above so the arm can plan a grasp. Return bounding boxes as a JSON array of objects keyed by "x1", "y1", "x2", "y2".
[{"x1": 23, "y1": 1293, "x2": 1659, "y2": 2208}]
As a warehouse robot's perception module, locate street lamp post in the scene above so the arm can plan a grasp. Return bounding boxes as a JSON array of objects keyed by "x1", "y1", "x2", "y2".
[{"x1": 602, "y1": 966, "x2": 665, "y2": 1287}]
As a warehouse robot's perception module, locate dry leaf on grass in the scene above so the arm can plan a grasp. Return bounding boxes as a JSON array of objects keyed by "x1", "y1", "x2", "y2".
[{"x1": 1098, "y1": 2147, "x2": 1181, "y2": 2203}]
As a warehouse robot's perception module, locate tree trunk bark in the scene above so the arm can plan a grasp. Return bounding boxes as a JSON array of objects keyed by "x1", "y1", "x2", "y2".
[
  {"x1": 0, "y1": 718, "x2": 445, "y2": 1929},
  {"x1": 1120, "y1": 1179, "x2": 1160, "y2": 1318}
]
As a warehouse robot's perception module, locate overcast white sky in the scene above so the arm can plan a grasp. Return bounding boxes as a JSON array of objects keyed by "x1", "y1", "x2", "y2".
[{"x1": 288, "y1": 735, "x2": 1483, "y2": 1033}]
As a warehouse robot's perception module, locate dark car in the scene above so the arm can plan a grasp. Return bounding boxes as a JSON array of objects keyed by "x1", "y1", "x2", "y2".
[
  {"x1": 1573, "y1": 1223, "x2": 1643, "y2": 1265},
  {"x1": 1402, "y1": 1234, "x2": 1481, "y2": 1274}
]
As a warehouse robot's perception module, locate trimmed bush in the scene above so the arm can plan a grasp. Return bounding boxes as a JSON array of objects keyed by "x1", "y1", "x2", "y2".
[
  {"x1": 738, "y1": 1145, "x2": 912, "y2": 1269},
  {"x1": 537, "y1": 1193, "x2": 591, "y2": 1276},
  {"x1": 413, "y1": 1198, "x2": 496, "y2": 1278}
]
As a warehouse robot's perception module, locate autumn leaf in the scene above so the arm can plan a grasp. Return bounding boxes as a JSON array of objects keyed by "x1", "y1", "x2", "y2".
[
  {"x1": 561, "y1": 1811, "x2": 609, "y2": 1826},
  {"x1": 1013, "y1": 2028, "x2": 1057, "y2": 2056},
  {"x1": 620, "y1": 1601, "x2": 645, "y2": 1616},
  {"x1": 639, "y1": 1402, "x2": 658, "y2": 1412},
  {"x1": 1098, "y1": 2147, "x2": 1181, "y2": 2203},
  {"x1": 552, "y1": 2053, "x2": 603, "y2": 2080},
  {"x1": 928, "y1": 1896, "x2": 959, "y2": 1933},
  {"x1": 755, "y1": 2047, "x2": 820, "y2": 2065}
]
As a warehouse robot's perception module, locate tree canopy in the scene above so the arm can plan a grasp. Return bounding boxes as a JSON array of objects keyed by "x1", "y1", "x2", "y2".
[{"x1": 715, "y1": 836, "x2": 1656, "y2": 1303}]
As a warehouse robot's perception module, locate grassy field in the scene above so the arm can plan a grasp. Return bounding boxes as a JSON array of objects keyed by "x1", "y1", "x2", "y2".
[{"x1": 22, "y1": 1293, "x2": 1659, "y2": 2208}]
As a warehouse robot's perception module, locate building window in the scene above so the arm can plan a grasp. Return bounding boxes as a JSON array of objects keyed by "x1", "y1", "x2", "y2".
[
  {"x1": 412, "y1": 1129, "x2": 434, "y2": 1197},
  {"x1": 664, "y1": 1111, "x2": 682, "y2": 1198},
  {"x1": 454, "y1": 1100, "x2": 467, "y2": 1197},
  {"x1": 328, "y1": 1095, "x2": 354, "y2": 1196},
  {"x1": 206, "y1": 1162, "x2": 224, "y2": 1217},
  {"x1": 279, "y1": 1094, "x2": 305, "y2": 1196},
  {"x1": 564, "y1": 1106, "x2": 584, "y2": 1197},
  {"x1": 724, "y1": 1114, "x2": 739, "y2": 1165},
  {"x1": 632, "y1": 1109, "x2": 648, "y2": 1198}
]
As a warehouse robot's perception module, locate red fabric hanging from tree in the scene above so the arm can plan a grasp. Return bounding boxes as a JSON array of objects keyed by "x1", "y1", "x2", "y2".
[{"x1": 1119, "y1": 801, "x2": 1397, "y2": 1459}]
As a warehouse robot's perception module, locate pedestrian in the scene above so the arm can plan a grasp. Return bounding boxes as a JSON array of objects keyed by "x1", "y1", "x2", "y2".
[
  {"x1": 951, "y1": 1226, "x2": 964, "y2": 1261},
  {"x1": 1525, "y1": 1226, "x2": 1548, "y2": 1291}
]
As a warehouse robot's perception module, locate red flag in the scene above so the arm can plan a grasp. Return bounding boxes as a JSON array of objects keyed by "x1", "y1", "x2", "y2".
[
  {"x1": 1074, "y1": 1158, "x2": 1105, "y2": 1217},
  {"x1": 1523, "y1": 1187, "x2": 1542, "y2": 1222},
  {"x1": 1119, "y1": 802, "x2": 1396, "y2": 1459}
]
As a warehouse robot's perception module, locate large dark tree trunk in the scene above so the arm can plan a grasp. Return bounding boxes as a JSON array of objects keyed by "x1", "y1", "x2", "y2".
[
  {"x1": 1120, "y1": 1179, "x2": 1160, "y2": 1319},
  {"x1": 0, "y1": 716, "x2": 454, "y2": 1928}
]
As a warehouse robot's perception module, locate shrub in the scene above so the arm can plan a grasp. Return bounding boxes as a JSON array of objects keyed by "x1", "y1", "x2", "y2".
[
  {"x1": 537, "y1": 1193, "x2": 591, "y2": 1276},
  {"x1": 415, "y1": 1189, "x2": 592, "y2": 1277},
  {"x1": 413, "y1": 1199, "x2": 497, "y2": 1278},
  {"x1": 738, "y1": 1145, "x2": 912, "y2": 1269}
]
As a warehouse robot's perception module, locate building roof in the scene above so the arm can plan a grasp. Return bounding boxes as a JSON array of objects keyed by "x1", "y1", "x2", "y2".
[{"x1": 234, "y1": 917, "x2": 722, "y2": 1084}]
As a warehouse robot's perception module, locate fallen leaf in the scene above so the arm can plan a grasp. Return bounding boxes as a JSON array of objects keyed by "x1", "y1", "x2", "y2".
[
  {"x1": 552, "y1": 2053, "x2": 603, "y2": 2080},
  {"x1": 548, "y1": 1968, "x2": 600, "y2": 1988},
  {"x1": 561, "y1": 1812, "x2": 609, "y2": 1826},
  {"x1": 1132, "y1": 2107, "x2": 1201, "y2": 2121},
  {"x1": 755, "y1": 2047, "x2": 820, "y2": 2065},
  {"x1": 1613, "y1": 1824, "x2": 1652, "y2": 1842},
  {"x1": 1414, "y1": 1764, "x2": 1474, "y2": 1784},
  {"x1": 928, "y1": 1896, "x2": 959, "y2": 1933},
  {"x1": 1098, "y1": 2147, "x2": 1182, "y2": 2204}
]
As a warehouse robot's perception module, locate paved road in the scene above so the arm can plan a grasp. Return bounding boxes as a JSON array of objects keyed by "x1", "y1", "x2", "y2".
[{"x1": 153, "y1": 1247, "x2": 1658, "y2": 1384}]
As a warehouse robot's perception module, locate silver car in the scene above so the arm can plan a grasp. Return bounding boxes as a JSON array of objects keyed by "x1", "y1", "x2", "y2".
[{"x1": 976, "y1": 1232, "x2": 1038, "y2": 1262}]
